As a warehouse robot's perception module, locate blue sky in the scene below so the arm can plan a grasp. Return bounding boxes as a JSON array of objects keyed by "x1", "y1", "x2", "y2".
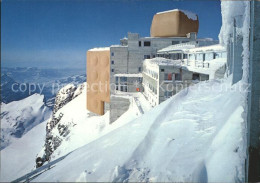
[{"x1": 1, "y1": 0, "x2": 222, "y2": 69}]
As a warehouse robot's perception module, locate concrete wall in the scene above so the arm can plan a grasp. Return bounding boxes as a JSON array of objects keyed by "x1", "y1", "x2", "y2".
[
  {"x1": 110, "y1": 32, "x2": 196, "y2": 88},
  {"x1": 109, "y1": 95, "x2": 131, "y2": 123},
  {"x1": 115, "y1": 76, "x2": 143, "y2": 92},
  {"x1": 247, "y1": 1, "x2": 260, "y2": 181}
]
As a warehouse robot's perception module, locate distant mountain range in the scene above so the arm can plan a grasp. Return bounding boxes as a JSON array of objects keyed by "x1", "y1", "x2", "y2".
[
  {"x1": 1, "y1": 94, "x2": 51, "y2": 150},
  {"x1": 1, "y1": 74, "x2": 34, "y2": 103},
  {"x1": 1, "y1": 67, "x2": 86, "y2": 107}
]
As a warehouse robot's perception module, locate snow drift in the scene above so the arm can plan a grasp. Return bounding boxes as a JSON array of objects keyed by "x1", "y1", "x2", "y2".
[{"x1": 33, "y1": 79, "x2": 246, "y2": 182}]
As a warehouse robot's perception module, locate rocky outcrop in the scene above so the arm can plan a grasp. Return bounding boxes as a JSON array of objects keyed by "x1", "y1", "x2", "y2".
[{"x1": 36, "y1": 83, "x2": 85, "y2": 167}]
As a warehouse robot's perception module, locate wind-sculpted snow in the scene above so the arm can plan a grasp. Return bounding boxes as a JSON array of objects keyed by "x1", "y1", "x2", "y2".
[{"x1": 33, "y1": 79, "x2": 246, "y2": 182}]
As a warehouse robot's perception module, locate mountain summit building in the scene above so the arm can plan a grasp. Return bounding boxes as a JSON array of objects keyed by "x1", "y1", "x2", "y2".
[{"x1": 86, "y1": 9, "x2": 224, "y2": 121}]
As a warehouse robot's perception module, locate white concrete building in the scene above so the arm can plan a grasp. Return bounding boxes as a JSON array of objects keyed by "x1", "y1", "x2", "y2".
[{"x1": 142, "y1": 44, "x2": 227, "y2": 106}]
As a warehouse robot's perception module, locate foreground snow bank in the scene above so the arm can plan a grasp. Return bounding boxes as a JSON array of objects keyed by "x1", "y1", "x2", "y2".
[{"x1": 34, "y1": 78, "x2": 246, "y2": 182}]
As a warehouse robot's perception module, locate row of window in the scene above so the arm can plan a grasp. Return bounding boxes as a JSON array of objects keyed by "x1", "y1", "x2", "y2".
[
  {"x1": 188, "y1": 52, "x2": 227, "y2": 62},
  {"x1": 157, "y1": 53, "x2": 187, "y2": 60},
  {"x1": 143, "y1": 67, "x2": 158, "y2": 79},
  {"x1": 164, "y1": 73, "x2": 182, "y2": 81},
  {"x1": 111, "y1": 67, "x2": 141, "y2": 73},
  {"x1": 115, "y1": 77, "x2": 142, "y2": 84},
  {"x1": 172, "y1": 40, "x2": 190, "y2": 45},
  {"x1": 116, "y1": 85, "x2": 128, "y2": 92},
  {"x1": 138, "y1": 40, "x2": 190, "y2": 48},
  {"x1": 143, "y1": 81, "x2": 157, "y2": 95},
  {"x1": 139, "y1": 41, "x2": 151, "y2": 47},
  {"x1": 148, "y1": 83, "x2": 157, "y2": 95}
]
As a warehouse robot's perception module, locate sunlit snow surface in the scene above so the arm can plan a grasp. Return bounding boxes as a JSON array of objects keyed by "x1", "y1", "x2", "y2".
[
  {"x1": 30, "y1": 79, "x2": 245, "y2": 182},
  {"x1": 1, "y1": 94, "x2": 51, "y2": 149}
]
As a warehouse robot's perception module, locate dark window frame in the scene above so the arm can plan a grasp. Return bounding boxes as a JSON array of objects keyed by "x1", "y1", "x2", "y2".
[{"x1": 144, "y1": 41, "x2": 151, "y2": 47}]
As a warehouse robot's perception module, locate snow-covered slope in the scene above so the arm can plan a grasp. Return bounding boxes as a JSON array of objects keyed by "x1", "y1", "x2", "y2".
[
  {"x1": 0, "y1": 120, "x2": 48, "y2": 182},
  {"x1": 36, "y1": 83, "x2": 141, "y2": 167},
  {"x1": 33, "y1": 78, "x2": 246, "y2": 182},
  {"x1": 0, "y1": 94, "x2": 51, "y2": 150}
]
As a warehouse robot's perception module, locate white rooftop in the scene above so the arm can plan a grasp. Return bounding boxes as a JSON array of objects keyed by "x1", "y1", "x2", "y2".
[
  {"x1": 157, "y1": 42, "x2": 196, "y2": 53},
  {"x1": 144, "y1": 57, "x2": 182, "y2": 67},
  {"x1": 182, "y1": 58, "x2": 226, "y2": 79},
  {"x1": 156, "y1": 9, "x2": 198, "y2": 21},
  {"x1": 187, "y1": 44, "x2": 225, "y2": 53},
  {"x1": 88, "y1": 47, "x2": 110, "y2": 51},
  {"x1": 114, "y1": 73, "x2": 143, "y2": 78},
  {"x1": 110, "y1": 45, "x2": 128, "y2": 48}
]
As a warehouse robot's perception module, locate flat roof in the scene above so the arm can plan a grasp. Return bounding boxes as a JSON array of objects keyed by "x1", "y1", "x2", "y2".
[
  {"x1": 114, "y1": 73, "x2": 143, "y2": 77},
  {"x1": 187, "y1": 44, "x2": 225, "y2": 53},
  {"x1": 157, "y1": 43, "x2": 196, "y2": 53},
  {"x1": 88, "y1": 47, "x2": 110, "y2": 51},
  {"x1": 144, "y1": 57, "x2": 182, "y2": 67}
]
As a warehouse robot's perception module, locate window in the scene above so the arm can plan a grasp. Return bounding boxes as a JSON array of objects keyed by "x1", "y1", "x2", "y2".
[
  {"x1": 111, "y1": 60, "x2": 114, "y2": 64},
  {"x1": 138, "y1": 67, "x2": 142, "y2": 72},
  {"x1": 120, "y1": 77, "x2": 127, "y2": 82},
  {"x1": 120, "y1": 86, "x2": 123, "y2": 91},
  {"x1": 183, "y1": 54, "x2": 188, "y2": 59},
  {"x1": 172, "y1": 41, "x2": 180, "y2": 45},
  {"x1": 164, "y1": 91, "x2": 173, "y2": 98},
  {"x1": 144, "y1": 41, "x2": 151, "y2": 47},
  {"x1": 115, "y1": 77, "x2": 118, "y2": 83},
  {"x1": 182, "y1": 40, "x2": 189, "y2": 43},
  {"x1": 111, "y1": 52, "x2": 114, "y2": 56},
  {"x1": 111, "y1": 69, "x2": 114, "y2": 72},
  {"x1": 164, "y1": 73, "x2": 172, "y2": 81},
  {"x1": 144, "y1": 55, "x2": 150, "y2": 59},
  {"x1": 161, "y1": 69, "x2": 164, "y2": 72},
  {"x1": 175, "y1": 73, "x2": 182, "y2": 81},
  {"x1": 139, "y1": 41, "x2": 141, "y2": 47},
  {"x1": 192, "y1": 73, "x2": 200, "y2": 80}
]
